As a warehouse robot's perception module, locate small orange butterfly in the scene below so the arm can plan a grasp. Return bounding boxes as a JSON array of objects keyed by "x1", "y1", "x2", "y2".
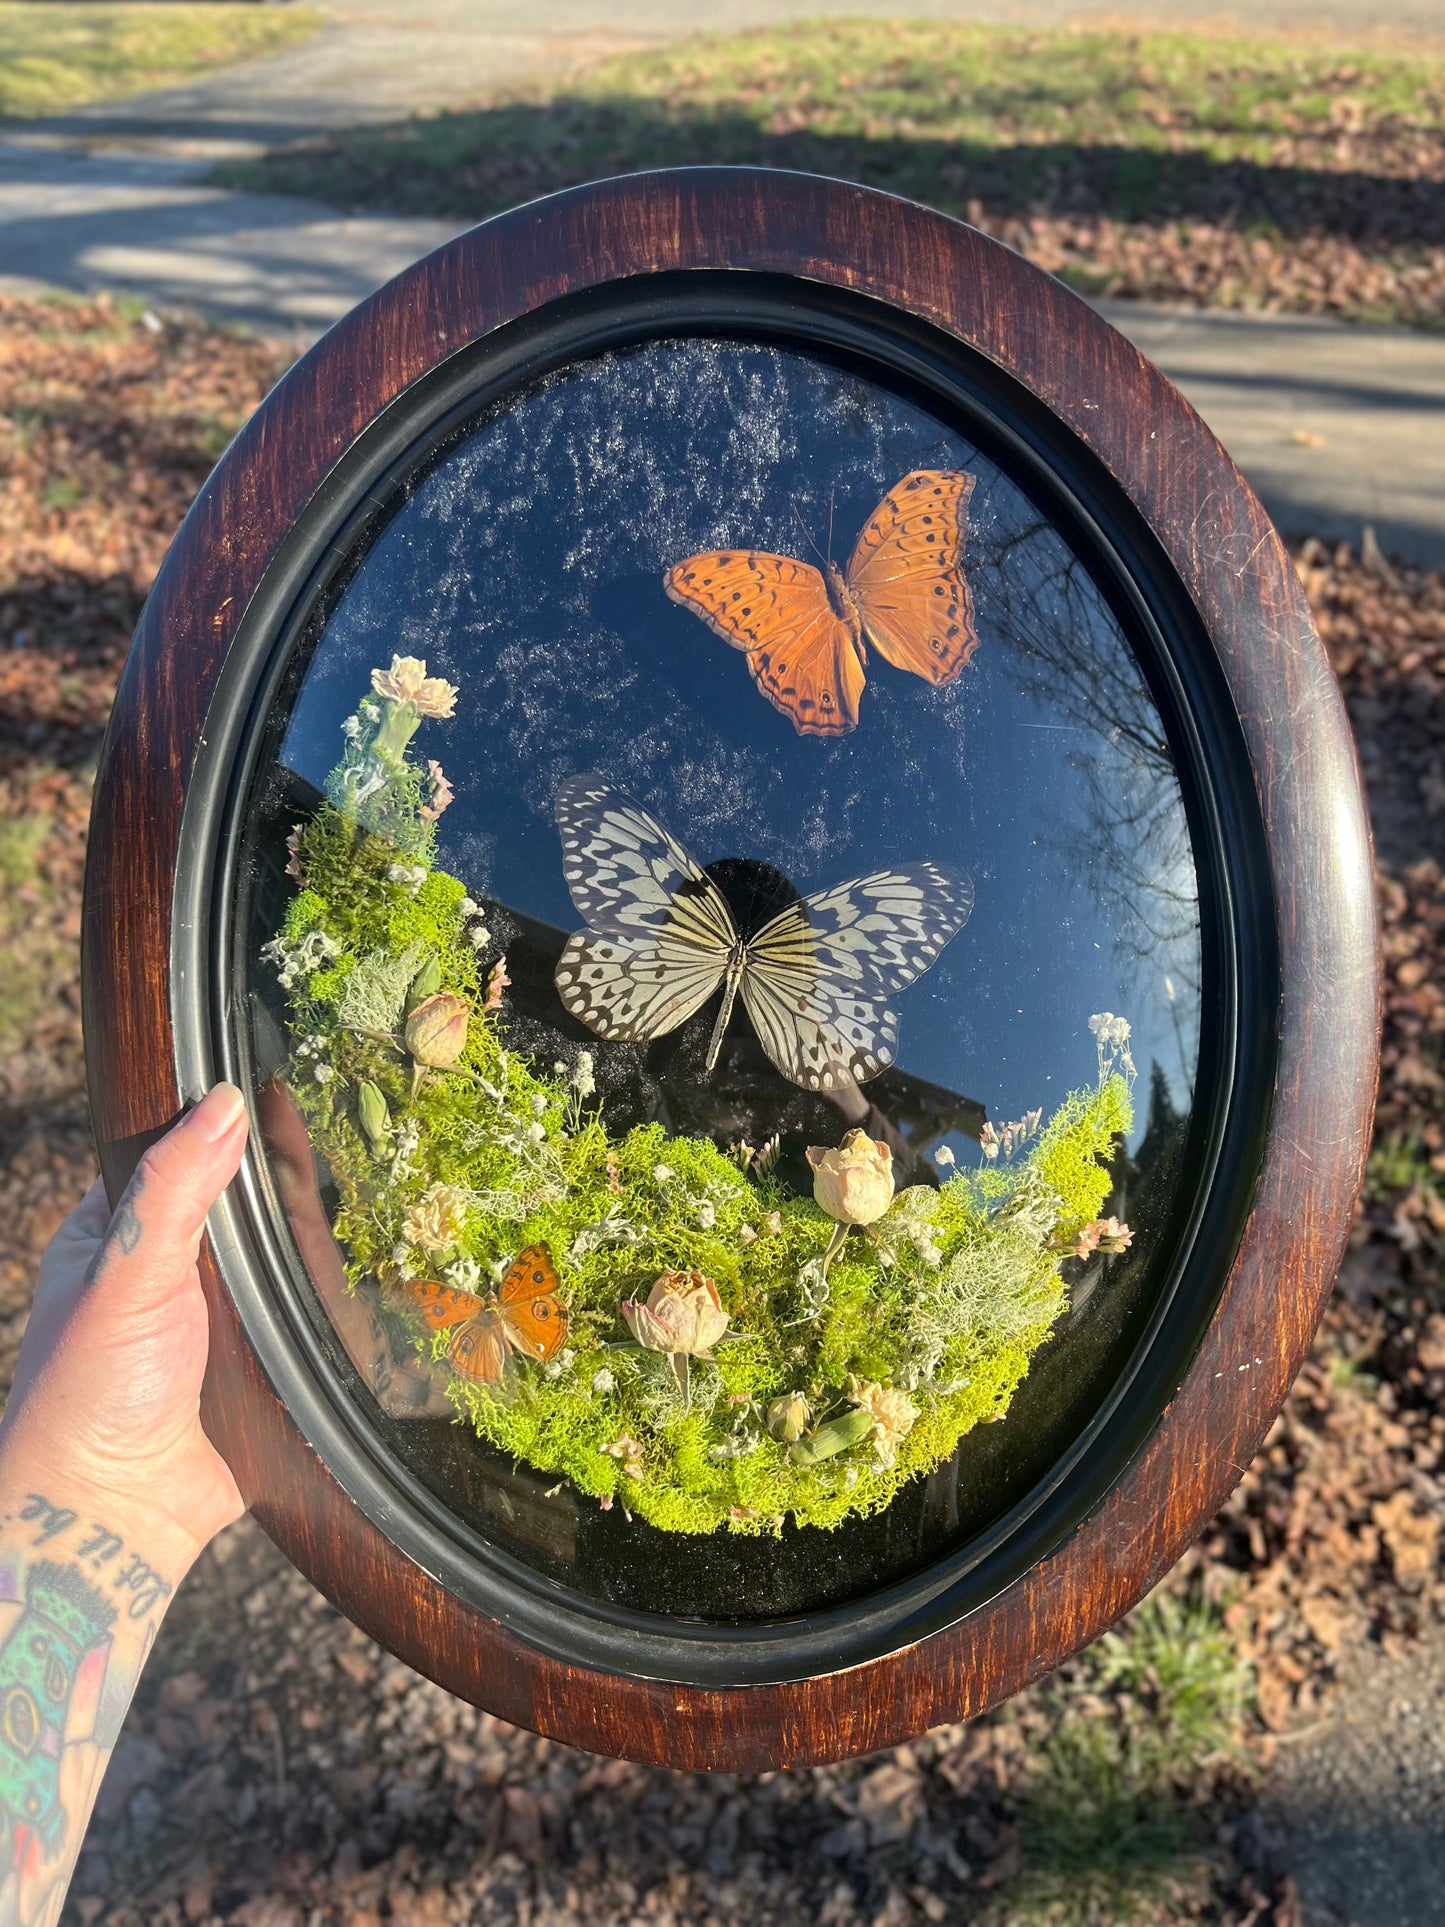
[
  {"x1": 664, "y1": 469, "x2": 980, "y2": 737},
  {"x1": 404, "y1": 1244, "x2": 568, "y2": 1387}
]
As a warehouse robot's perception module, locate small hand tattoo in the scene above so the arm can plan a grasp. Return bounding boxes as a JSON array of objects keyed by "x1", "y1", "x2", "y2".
[{"x1": 109, "y1": 1189, "x2": 143, "y2": 1255}]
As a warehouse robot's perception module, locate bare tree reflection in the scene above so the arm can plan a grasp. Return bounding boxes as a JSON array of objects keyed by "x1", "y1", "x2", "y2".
[{"x1": 976, "y1": 516, "x2": 1201, "y2": 1008}]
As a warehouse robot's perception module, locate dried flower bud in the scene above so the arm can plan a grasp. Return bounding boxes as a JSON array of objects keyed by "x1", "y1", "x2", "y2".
[
  {"x1": 766, "y1": 1392, "x2": 811, "y2": 1443},
  {"x1": 622, "y1": 1270, "x2": 729, "y2": 1357},
  {"x1": 404, "y1": 991, "x2": 470, "y2": 1068},
  {"x1": 785, "y1": 1408, "x2": 873, "y2": 1467},
  {"x1": 406, "y1": 953, "x2": 442, "y2": 1014},
  {"x1": 356, "y1": 1080, "x2": 394, "y2": 1160},
  {"x1": 806, "y1": 1129, "x2": 895, "y2": 1226}
]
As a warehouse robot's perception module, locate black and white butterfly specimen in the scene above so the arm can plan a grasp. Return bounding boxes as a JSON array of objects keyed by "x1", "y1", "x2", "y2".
[{"x1": 552, "y1": 775, "x2": 973, "y2": 1093}]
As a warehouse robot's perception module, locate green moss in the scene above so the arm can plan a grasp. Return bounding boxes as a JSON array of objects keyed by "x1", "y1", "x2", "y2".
[{"x1": 266, "y1": 673, "x2": 1135, "y2": 1536}]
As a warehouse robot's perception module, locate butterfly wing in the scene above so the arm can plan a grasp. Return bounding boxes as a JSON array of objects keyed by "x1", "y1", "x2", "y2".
[
  {"x1": 846, "y1": 470, "x2": 981, "y2": 686},
  {"x1": 740, "y1": 864, "x2": 974, "y2": 1090},
  {"x1": 497, "y1": 1245, "x2": 569, "y2": 1363},
  {"x1": 403, "y1": 1279, "x2": 488, "y2": 1331},
  {"x1": 554, "y1": 777, "x2": 734, "y2": 1045},
  {"x1": 555, "y1": 775, "x2": 732, "y2": 944},
  {"x1": 447, "y1": 1310, "x2": 512, "y2": 1386},
  {"x1": 795, "y1": 863, "x2": 975, "y2": 993},
  {"x1": 556, "y1": 929, "x2": 725, "y2": 1043},
  {"x1": 739, "y1": 918, "x2": 899, "y2": 1092},
  {"x1": 665, "y1": 550, "x2": 867, "y2": 737}
]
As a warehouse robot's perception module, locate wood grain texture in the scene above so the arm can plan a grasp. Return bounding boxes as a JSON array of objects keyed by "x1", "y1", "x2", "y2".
[{"x1": 82, "y1": 169, "x2": 1379, "y2": 1770}]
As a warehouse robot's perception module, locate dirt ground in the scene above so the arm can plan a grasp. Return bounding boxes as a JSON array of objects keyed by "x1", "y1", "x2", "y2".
[{"x1": 0, "y1": 295, "x2": 1441, "y2": 1926}]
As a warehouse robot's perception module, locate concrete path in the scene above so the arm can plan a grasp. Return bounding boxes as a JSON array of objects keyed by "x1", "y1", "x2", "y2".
[{"x1": 4, "y1": 139, "x2": 1443, "y2": 566}]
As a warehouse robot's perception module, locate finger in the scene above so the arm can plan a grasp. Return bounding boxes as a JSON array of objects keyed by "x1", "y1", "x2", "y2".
[{"x1": 94, "y1": 1085, "x2": 249, "y2": 1300}]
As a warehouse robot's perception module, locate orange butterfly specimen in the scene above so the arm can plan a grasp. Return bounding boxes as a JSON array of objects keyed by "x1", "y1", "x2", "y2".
[
  {"x1": 404, "y1": 1244, "x2": 568, "y2": 1387},
  {"x1": 664, "y1": 469, "x2": 980, "y2": 737}
]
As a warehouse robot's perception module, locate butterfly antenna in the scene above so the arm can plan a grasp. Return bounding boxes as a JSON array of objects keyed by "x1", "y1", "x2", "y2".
[
  {"x1": 827, "y1": 486, "x2": 836, "y2": 567},
  {"x1": 790, "y1": 499, "x2": 827, "y2": 568}
]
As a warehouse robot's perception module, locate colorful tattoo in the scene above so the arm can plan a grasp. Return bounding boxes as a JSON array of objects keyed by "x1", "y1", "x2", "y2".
[
  {"x1": 0, "y1": 1495, "x2": 172, "y2": 1923},
  {"x1": 0, "y1": 1562, "x2": 114, "y2": 1858}
]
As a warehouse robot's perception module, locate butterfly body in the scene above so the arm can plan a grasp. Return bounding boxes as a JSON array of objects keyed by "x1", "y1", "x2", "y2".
[
  {"x1": 404, "y1": 1244, "x2": 567, "y2": 1386},
  {"x1": 553, "y1": 777, "x2": 973, "y2": 1093},
  {"x1": 664, "y1": 469, "x2": 979, "y2": 737}
]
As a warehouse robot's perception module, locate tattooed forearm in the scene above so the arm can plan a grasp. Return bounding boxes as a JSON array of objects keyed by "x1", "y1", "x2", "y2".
[{"x1": 0, "y1": 1495, "x2": 174, "y2": 1925}]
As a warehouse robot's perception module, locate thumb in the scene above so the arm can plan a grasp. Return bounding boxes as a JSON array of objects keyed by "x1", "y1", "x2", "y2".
[{"x1": 96, "y1": 1084, "x2": 249, "y2": 1306}]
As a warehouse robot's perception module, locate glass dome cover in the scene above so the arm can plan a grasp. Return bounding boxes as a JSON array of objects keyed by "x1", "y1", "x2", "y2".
[{"x1": 228, "y1": 321, "x2": 1214, "y2": 1625}]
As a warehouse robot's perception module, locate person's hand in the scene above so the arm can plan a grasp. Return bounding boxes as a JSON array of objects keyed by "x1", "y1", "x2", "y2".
[{"x1": 0, "y1": 1084, "x2": 251, "y2": 1572}]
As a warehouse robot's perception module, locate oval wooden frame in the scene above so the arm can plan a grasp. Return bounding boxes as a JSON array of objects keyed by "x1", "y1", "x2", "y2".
[{"x1": 84, "y1": 170, "x2": 1378, "y2": 1771}]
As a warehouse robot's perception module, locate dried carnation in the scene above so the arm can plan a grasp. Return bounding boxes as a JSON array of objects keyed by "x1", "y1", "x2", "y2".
[
  {"x1": 370, "y1": 654, "x2": 458, "y2": 718},
  {"x1": 402, "y1": 1182, "x2": 470, "y2": 1253},
  {"x1": 847, "y1": 1376, "x2": 919, "y2": 1469}
]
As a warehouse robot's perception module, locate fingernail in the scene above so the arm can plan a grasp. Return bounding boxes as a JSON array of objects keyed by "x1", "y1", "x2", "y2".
[{"x1": 189, "y1": 1083, "x2": 247, "y2": 1143}]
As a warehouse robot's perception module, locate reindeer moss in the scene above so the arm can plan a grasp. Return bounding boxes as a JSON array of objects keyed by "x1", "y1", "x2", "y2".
[{"x1": 265, "y1": 674, "x2": 1133, "y2": 1537}]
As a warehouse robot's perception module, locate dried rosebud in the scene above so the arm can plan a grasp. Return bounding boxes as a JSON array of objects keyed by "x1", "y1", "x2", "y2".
[
  {"x1": 356, "y1": 1080, "x2": 394, "y2": 1161},
  {"x1": 806, "y1": 1129, "x2": 895, "y2": 1226},
  {"x1": 622, "y1": 1270, "x2": 729, "y2": 1357},
  {"x1": 404, "y1": 991, "x2": 470, "y2": 1068},
  {"x1": 766, "y1": 1392, "x2": 811, "y2": 1443}
]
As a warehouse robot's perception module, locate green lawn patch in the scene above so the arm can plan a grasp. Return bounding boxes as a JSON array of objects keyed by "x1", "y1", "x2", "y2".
[
  {"x1": 218, "y1": 20, "x2": 1445, "y2": 327},
  {"x1": 0, "y1": 2, "x2": 322, "y2": 120},
  {"x1": 1004, "y1": 1589, "x2": 1253, "y2": 1923}
]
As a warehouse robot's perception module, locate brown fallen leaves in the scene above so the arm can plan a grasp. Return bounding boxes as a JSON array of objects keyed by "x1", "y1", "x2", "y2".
[{"x1": 0, "y1": 294, "x2": 293, "y2": 1382}]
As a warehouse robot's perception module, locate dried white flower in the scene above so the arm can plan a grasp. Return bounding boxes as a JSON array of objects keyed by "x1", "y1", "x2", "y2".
[
  {"x1": 592, "y1": 1367, "x2": 615, "y2": 1394},
  {"x1": 1089, "y1": 1011, "x2": 1136, "y2": 1082},
  {"x1": 341, "y1": 714, "x2": 361, "y2": 739},
  {"x1": 526, "y1": 1121, "x2": 546, "y2": 1145},
  {"x1": 696, "y1": 1202, "x2": 716, "y2": 1230},
  {"x1": 935, "y1": 1144, "x2": 956, "y2": 1168},
  {"x1": 458, "y1": 898, "x2": 477, "y2": 917},
  {"x1": 313, "y1": 1062, "x2": 334, "y2": 1085},
  {"x1": 653, "y1": 1164, "x2": 674, "y2": 1184},
  {"x1": 444, "y1": 1256, "x2": 483, "y2": 1293}
]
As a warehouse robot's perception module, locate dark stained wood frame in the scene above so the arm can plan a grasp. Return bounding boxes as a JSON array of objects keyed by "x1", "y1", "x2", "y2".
[{"x1": 83, "y1": 169, "x2": 1379, "y2": 1771}]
